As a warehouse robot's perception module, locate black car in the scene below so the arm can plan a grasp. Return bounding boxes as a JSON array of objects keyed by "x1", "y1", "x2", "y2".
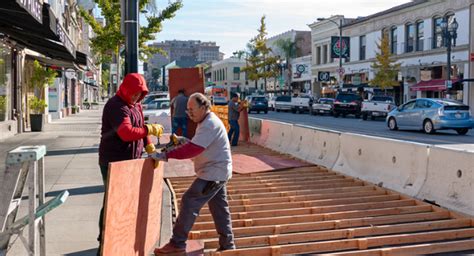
[
  {"x1": 333, "y1": 93, "x2": 363, "y2": 118},
  {"x1": 247, "y1": 96, "x2": 268, "y2": 114}
]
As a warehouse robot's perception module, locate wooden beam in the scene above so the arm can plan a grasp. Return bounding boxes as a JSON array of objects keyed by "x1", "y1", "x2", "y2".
[{"x1": 203, "y1": 218, "x2": 471, "y2": 249}]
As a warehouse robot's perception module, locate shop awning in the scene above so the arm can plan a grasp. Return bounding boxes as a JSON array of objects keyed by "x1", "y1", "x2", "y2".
[
  {"x1": 0, "y1": 1, "x2": 84, "y2": 65},
  {"x1": 410, "y1": 79, "x2": 458, "y2": 92}
]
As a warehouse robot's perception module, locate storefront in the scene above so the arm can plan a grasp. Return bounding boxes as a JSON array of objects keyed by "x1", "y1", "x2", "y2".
[{"x1": 0, "y1": 41, "x2": 14, "y2": 140}]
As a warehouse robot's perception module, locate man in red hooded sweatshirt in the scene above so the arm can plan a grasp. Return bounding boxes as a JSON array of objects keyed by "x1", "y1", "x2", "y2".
[{"x1": 97, "y1": 73, "x2": 163, "y2": 252}]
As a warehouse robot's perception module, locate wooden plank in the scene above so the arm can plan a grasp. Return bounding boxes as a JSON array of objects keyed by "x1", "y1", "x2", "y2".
[
  {"x1": 196, "y1": 199, "x2": 417, "y2": 222},
  {"x1": 102, "y1": 159, "x2": 164, "y2": 255},
  {"x1": 171, "y1": 173, "x2": 342, "y2": 190},
  {"x1": 232, "y1": 154, "x2": 310, "y2": 174},
  {"x1": 176, "y1": 180, "x2": 365, "y2": 198},
  {"x1": 191, "y1": 211, "x2": 450, "y2": 239},
  {"x1": 198, "y1": 194, "x2": 400, "y2": 215},
  {"x1": 328, "y1": 239, "x2": 474, "y2": 255},
  {"x1": 204, "y1": 218, "x2": 472, "y2": 249},
  {"x1": 214, "y1": 228, "x2": 474, "y2": 255},
  {"x1": 192, "y1": 205, "x2": 432, "y2": 230}
]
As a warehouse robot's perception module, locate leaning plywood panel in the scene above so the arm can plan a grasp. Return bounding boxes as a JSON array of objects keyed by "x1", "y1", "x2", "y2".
[{"x1": 102, "y1": 159, "x2": 164, "y2": 256}]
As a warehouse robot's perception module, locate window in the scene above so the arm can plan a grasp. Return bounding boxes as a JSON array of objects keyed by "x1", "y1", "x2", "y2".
[
  {"x1": 359, "y1": 35, "x2": 366, "y2": 60},
  {"x1": 323, "y1": 45, "x2": 328, "y2": 64},
  {"x1": 416, "y1": 21, "x2": 424, "y2": 51},
  {"x1": 316, "y1": 46, "x2": 321, "y2": 65},
  {"x1": 391, "y1": 27, "x2": 398, "y2": 54},
  {"x1": 405, "y1": 23, "x2": 415, "y2": 53},
  {"x1": 433, "y1": 17, "x2": 443, "y2": 49},
  {"x1": 233, "y1": 67, "x2": 240, "y2": 80}
]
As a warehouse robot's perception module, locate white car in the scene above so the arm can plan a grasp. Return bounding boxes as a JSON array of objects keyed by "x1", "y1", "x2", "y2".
[
  {"x1": 143, "y1": 98, "x2": 172, "y2": 134},
  {"x1": 268, "y1": 96, "x2": 277, "y2": 111}
]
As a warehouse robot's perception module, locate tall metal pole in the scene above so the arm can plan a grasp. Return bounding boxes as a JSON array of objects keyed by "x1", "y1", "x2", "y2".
[
  {"x1": 339, "y1": 19, "x2": 343, "y2": 85},
  {"x1": 446, "y1": 33, "x2": 451, "y2": 91},
  {"x1": 125, "y1": 0, "x2": 138, "y2": 74}
]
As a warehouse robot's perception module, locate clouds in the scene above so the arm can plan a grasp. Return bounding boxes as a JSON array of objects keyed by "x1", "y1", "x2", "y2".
[{"x1": 152, "y1": 0, "x2": 411, "y2": 58}]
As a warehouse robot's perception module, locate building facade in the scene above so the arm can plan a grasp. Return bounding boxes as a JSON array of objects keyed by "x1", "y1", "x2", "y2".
[
  {"x1": 145, "y1": 40, "x2": 221, "y2": 85},
  {"x1": 207, "y1": 57, "x2": 251, "y2": 95}
]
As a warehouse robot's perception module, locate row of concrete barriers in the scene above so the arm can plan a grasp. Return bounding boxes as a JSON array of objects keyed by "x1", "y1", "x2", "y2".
[{"x1": 248, "y1": 117, "x2": 474, "y2": 216}]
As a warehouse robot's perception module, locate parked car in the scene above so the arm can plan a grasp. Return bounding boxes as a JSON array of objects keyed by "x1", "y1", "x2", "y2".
[
  {"x1": 291, "y1": 95, "x2": 312, "y2": 114},
  {"x1": 246, "y1": 95, "x2": 268, "y2": 114},
  {"x1": 274, "y1": 95, "x2": 292, "y2": 112},
  {"x1": 268, "y1": 96, "x2": 277, "y2": 111},
  {"x1": 361, "y1": 95, "x2": 397, "y2": 120},
  {"x1": 386, "y1": 98, "x2": 474, "y2": 135},
  {"x1": 310, "y1": 98, "x2": 334, "y2": 115},
  {"x1": 142, "y1": 92, "x2": 169, "y2": 105},
  {"x1": 143, "y1": 98, "x2": 171, "y2": 123},
  {"x1": 333, "y1": 93, "x2": 363, "y2": 118}
]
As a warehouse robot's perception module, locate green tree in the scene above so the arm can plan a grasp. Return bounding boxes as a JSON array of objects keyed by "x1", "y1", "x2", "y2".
[
  {"x1": 370, "y1": 31, "x2": 401, "y2": 91},
  {"x1": 232, "y1": 50, "x2": 246, "y2": 59},
  {"x1": 242, "y1": 16, "x2": 279, "y2": 93},
  {"x1": 275, "y1": 38, "x2": 298, "y2": 93},
  {"x1": 79, "y1": 0, "x2": 183, "y2": 63}
]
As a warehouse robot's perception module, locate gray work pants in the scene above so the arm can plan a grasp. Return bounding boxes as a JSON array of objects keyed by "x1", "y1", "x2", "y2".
[{"x1": 170, "y1": 178, "x2": 235, "y2": 250}]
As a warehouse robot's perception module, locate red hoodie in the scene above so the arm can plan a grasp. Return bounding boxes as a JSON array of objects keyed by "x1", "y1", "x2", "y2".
[{"x1": 99, "y1": 73, "x2": 152, "y2": 165}]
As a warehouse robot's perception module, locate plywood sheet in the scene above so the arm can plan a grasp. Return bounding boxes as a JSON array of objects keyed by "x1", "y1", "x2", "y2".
[
  {"x1": 232, "y1": 154, "x2": 309, "y2": 174},
  {"x1": 102, "y1": 158, "x2": 164, "y2": 256}
]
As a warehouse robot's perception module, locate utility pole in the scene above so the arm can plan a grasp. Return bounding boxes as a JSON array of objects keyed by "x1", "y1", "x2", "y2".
[{"x1": 124, "y1": 0, "x2": 138, "y2": 74}]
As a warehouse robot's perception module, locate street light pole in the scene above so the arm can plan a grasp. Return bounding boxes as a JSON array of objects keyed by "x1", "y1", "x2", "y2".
[
  {"x1": 124, "y1": 0, "x2": 139, "y2": 75},
  {"x1": 317, "y1": 17, "x2": 344, "y2": 85},
  {"x1": 441, "y1": 17, "x2": 458, "y2": 94}
]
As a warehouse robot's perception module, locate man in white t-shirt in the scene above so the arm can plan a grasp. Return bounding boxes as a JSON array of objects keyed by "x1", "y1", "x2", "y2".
[{"x1": 152, "y1": 93, "x2": 235, "y2": 255}]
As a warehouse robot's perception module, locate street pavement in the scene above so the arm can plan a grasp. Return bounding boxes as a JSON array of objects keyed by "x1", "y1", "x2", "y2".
[
  {"x1": 1, "y1": 105, "x2": 104, "y2": 256},
  {"x1": 251, "y1": 111, "x2": 474, "y2": 146}
]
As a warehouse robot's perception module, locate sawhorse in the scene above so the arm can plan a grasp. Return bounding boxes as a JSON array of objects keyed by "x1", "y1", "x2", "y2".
[{"x1": 0, "y1": 146, "x2": 69, "y2": 256}]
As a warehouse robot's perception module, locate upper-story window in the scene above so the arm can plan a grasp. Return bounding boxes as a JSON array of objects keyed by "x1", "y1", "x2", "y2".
[
  {"x1": 433, "y1": 16, "x2": 443, "y2": 49},
  {"x1": 316, "y1": 46, "x2": 321, "y2": 65},
  {"x1": 405, "y1": 23, "x2": 415, "y2": 53},
  {"x1": 323, "y1": 45, "x2": 328, "y2": 64},
  {"x1": 416, "y1": 21, "x2": 424, "y2": 51},
  {"x1": 390, "y1": 27, "x2": 398, "y2": 54},
  {"x1": 359, "y1": 35, "x2": 366, "y2": 60}
]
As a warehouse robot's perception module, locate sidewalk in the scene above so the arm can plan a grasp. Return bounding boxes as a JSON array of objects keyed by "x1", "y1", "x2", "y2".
[{"x1": 1, "y1": 105, "x2": 104, "y2": 256}]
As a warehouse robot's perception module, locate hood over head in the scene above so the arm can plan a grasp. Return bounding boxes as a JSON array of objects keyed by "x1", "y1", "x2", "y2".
[{"x1": 116, "y1": 73, "x2": 149, "y2": 105}]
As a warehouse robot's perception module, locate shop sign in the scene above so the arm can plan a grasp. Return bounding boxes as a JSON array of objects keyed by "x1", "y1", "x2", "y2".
[
  {"x1": 17, "y1": 0, "x2": 42, "y2": 24},
  {"x1": 331, "y1": 36, "x2": 350, "y2": 59},
  {"x1": 56, "y1": 23, "x2": 76, "y2": 58},
  {"x1": 420, "y1": 70, "x2": 431, "y2": 81}
]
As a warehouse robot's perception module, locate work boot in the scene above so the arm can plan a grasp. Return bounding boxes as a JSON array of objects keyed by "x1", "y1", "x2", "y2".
[{"x1": 154, "y1": 242, "x2": 186, "y2": 255}]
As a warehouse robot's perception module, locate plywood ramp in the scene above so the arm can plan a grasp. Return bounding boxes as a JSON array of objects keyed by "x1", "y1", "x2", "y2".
[{"x1": 166, "y1": 144, "x2": 474, "y2": 255}]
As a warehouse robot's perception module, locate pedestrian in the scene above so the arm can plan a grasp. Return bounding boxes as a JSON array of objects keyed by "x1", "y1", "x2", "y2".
[
  {"x1": 152, "y1": 92, "x2": 235, "y2": 255},
  {"x1": 171, "y1": 89, "x2": 189, "y2": 137},
  {"x1": 227, "y1": 93, "x2": 243, "y2": 146},
  {"x1": 97, "y1": 73, "x2": 164, "y2": 255}
]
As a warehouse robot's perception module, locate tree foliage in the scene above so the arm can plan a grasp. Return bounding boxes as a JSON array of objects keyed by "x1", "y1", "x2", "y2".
[
  {"x1": 79, "y1": 0, "x2": 183, "y2": 62},
  {"x1": 241, "y1": 16, "x2": 279, "y2": 92},
  {"x1": 370, "y1": 31, "x2": 401, "y2": 89}
]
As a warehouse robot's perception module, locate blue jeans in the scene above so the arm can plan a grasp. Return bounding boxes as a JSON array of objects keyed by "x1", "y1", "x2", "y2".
[
  {"x1": 170, "y1": 178, "x2": 235, "y2": 250},
  {"x1": 227, "y1": 120, "x2": 240, "y2": 146},
  {"x1": 172, "y1": 117, "x2": 188, "y2": 138}
]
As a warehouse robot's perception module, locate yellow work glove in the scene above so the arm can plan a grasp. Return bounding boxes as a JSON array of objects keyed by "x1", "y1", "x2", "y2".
[
  {"x1": 145, "y1": 124, "x2": 164, "y2": 137},
  {"x1": 145, "y1": 143, "x2": 161, "y2": 169},
  {"x1": 145, "y1": 143, "x2": 156, "y2": 154}
]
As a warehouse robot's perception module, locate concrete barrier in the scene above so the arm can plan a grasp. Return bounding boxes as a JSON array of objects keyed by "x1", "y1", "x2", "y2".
[
  {"x1": 332, "y1": 133, "x2": 429, "y2": 196},
  {"x1": 248, "y1": 118, "x2": 263, "y2": 144},
  {"x1": 262, "y1": 120, "x2": 293, "y2": 153},
  {"x1": 305, "y1": 128, "x2": 341, "y2": 169},
  {"x1": 417, "y1": 146, "x2": 474, "y2": 216}
]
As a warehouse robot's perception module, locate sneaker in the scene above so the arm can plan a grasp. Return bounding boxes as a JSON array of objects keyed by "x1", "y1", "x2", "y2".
[{"x1": 154, "y1": 242, "x2": 186, "y2": 255}]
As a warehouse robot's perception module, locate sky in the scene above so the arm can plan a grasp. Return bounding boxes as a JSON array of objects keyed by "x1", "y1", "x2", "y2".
[{"x1": 149, "y1": 0, "x2": 412, "y2": 58}]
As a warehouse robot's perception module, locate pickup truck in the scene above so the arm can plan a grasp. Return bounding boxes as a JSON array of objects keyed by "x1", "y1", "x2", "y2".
[
  {"x1": 361, "y1": 95, "x2": 397, "y2": 120},
  {"x1": 274, "y1": 95, "x2": 292, "y2": 112},
  {"x1": 291, "y1": 95, "x2": 312, "y2": 114}
]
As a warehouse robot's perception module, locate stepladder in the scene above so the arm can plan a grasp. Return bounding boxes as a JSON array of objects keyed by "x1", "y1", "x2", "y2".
[{"x1": 0, "y1": 146, "x2": 68, "y2": 256}]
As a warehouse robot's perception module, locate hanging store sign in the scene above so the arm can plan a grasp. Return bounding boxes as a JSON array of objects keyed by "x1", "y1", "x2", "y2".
[
  {"x1": 56, "y1": 22, "x2": 76, "y2": 58},
  {"x1": 16, "y1": 0, "x2": 43, "y2": 24},
  {"x1": 331, "y1": 36, "x2": 350, "y2": 59}
]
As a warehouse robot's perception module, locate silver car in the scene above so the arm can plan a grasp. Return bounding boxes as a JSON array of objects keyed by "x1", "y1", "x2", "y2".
[{"x1": 386, "y1": 98, "x2": 474, "y2": 135}]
